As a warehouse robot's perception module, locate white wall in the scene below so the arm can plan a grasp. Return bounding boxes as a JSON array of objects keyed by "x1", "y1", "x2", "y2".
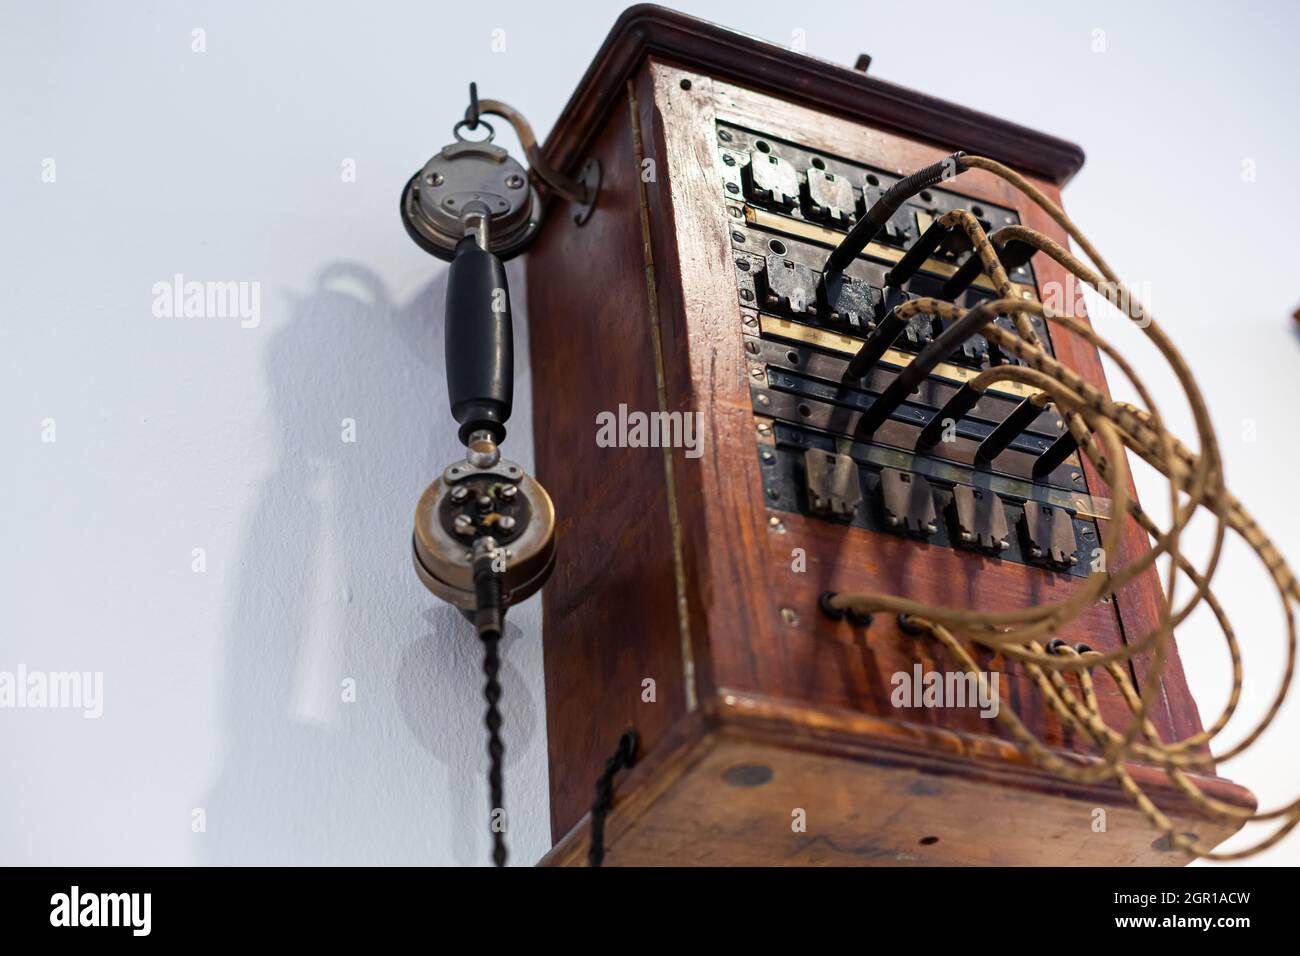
[{"x1": 2, "y1": 0, "x2": 1298, "y2": 865}]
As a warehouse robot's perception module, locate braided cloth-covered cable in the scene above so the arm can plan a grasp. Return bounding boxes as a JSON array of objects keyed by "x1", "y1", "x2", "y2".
[{"x1": 828, "y1": 155, "x2": 1298, "y2": 861}]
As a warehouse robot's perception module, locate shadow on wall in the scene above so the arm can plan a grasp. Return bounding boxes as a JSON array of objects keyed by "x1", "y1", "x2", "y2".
[{"x1": 200, "y1": 261, "x2": 540, "y2": 865}]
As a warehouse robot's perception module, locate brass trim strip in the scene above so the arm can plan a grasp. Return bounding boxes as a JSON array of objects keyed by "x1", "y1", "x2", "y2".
[
  {"x1": 744, "y1": 205, "x2": 1036, "y2": 297},
  {"x1": 759, "y1": 315, "x2": 1040, "y2": 400}
]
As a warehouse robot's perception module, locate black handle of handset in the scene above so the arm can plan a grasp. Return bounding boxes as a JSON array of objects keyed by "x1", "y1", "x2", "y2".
[{"x1": 446, "y1": 236, "x2": 513, "y2": 446}]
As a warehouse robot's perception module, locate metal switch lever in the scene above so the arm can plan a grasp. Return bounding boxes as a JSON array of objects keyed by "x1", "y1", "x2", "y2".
[
  {"x1": 747, "y1": 151, "x2": 800, "y2": 209},
  {"x1": 1020, "y1": 503, "x2": 1079, "y2": 568},
  {"x1": 879, "y1": 467, "x2": 938, "y2": 537},
  {"x1": 951, "y1": 485, "x2": 1010, "y2": 553},
  {"x1": 762, "y1": 254, "x2": 818, "y2": 315},
  {"x1": 820, "y1": 272, "x2": 880, "y2": 329},
  {"x1": 805, "y1": 166, "x2": 855, "y2": 225},
  {"x1": 804, "y1": 449, "x2": 862, "y2": 518}
]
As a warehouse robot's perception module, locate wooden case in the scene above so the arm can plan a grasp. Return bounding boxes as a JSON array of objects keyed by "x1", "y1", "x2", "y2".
[{"x1": 525, "y1": 5, "x2": 1252, "y2": 866}]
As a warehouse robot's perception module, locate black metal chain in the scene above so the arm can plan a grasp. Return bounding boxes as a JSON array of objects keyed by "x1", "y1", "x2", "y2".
[{"x1": 588, "y1": 729, "x2": 639, "y2": 867}]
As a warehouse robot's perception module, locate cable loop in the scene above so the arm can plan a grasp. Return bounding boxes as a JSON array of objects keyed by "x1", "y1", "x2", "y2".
[{"x1": 829, "y1": 154, "x2": 1300, "y2": 860}]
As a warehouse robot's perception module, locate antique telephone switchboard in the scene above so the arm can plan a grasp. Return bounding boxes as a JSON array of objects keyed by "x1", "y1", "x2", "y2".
[{"x1": 402, "y1": 7, "x2": 1299, "y2": 866}]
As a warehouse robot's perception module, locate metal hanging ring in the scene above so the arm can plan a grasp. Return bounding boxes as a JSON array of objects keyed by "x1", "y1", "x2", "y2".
[{"x1": 452, "y1": 118, "x2": 495, "y2": 143}]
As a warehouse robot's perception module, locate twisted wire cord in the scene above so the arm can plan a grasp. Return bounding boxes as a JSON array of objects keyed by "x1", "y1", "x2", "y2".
[
  {"x1": 473, "y1": 547, "x2": 508, "y2": 867},
  {"x1": 829, "y1": 155, "x2": 1299, "y2": 860},
  {"x1": 481, "y1": 632, "x2": 507, "y2": 868}
]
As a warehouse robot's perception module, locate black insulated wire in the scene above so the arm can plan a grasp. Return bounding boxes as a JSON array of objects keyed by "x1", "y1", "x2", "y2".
[{"x1": 589, "y1": 730, "x2": 639, "y2": 867}]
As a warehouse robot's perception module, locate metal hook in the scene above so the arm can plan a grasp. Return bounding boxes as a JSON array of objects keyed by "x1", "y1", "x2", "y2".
[
  {"x1": 458, "y1": 92, "x2": 601, "y2": 218},
  {"x1": 464, "y1": 82, "x2": 481, "y2": 129}
]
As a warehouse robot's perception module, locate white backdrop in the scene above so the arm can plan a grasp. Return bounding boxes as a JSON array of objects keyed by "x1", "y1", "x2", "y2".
[{"x1": 2, "y1": 0, "x2": 1298, "y2": 866}]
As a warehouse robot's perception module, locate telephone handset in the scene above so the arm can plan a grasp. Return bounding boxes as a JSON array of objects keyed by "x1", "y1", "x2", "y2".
[{"x1": 400, "y1": 86, "x2": 599, "y2": 866}]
